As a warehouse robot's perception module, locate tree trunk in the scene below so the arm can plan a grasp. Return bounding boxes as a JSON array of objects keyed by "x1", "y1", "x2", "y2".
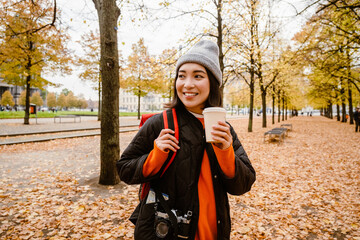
[
  {"x1": 282, "y1": 96, "x2": 285, "y2": 121},
  {"x1": 336, "y1": 104, "x2": 340, "y2": 121},
  {"x1": 248, "y1": 81, "x2": 254, "y2": 132},
  {"x1": 346, "y1": 49, "x2": 353, "y2": 124},
  {"x1": 272, "y1": 85, "x2": 275, "y2": 125},
  {"x1": 98, "y1": 75, "x2": 101, "y2": 121},
  {"x1": 93, "y1": 0, "x2": 120, "y2": 186},
  {"x1": 216, "y1": 0, "x2": 225, "y2": 99},
  {"x1": 329, "y1": 103, "x2": 333, "y2": 119},
  {"x1": 277, "y1": 90, "x2": 281, "y2": 123},
  {"x1": 24, "y1": 75, "x2": 31, "y2": 125},
  {"x1": 285, "y1": 100, "x2": 287, "y2": 121},
  {"x1": 348, "y1": 79, "x2": 353, "y2": 124},
  {"x1": 340, "y1": 78, "x2": 346, "y2": 123},
  {"x1": 137, "y1": 90, "x2": 141, "y2": 120},
  {"x1": 341, "y1": 101, "x2": 346, "y2": 123},
  {"x1": 261, "y1": 91, "x2": 266, "y2": 128},
  {"x1": 247, "y1": 0, "x2": 257, "y2": 133}
]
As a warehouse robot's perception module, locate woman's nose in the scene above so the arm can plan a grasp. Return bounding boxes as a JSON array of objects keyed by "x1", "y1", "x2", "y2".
[{"x1": 184, "y1": 78, "x2": 194, "y2": 88}]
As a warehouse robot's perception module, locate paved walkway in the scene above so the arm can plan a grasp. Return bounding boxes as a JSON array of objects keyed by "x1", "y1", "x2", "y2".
[
  {"x1": 0, "y1": 116, "x2": 140, "y2": 145},
  {"x1": 0, "y1": 114, "x2": 249, "y2": 145}
]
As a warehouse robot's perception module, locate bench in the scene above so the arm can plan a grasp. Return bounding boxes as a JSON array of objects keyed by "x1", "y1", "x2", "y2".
[
  {"x1": 264, "y1": 128, "x2": 287, "y2": 144},
  {"x1": 280, "y1": 123, "x2": 293, "y2": 131},
  {"x1": 272, "y1": 127, "x2": 290, "y2": 136},
  {"x1": 54, "y1": 115, "x2": 81, "y2": 123}
]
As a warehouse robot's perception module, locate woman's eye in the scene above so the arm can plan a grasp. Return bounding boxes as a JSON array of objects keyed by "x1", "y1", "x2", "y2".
[
  {"x1": 195, "y1": 75, "x2": 204, "y2": 79},
  {"x1": 178, "y1": 74, "x2": 185, "y2": 79}
]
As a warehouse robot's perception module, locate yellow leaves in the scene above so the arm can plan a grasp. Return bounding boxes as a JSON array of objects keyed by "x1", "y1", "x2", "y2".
[
  {"x1": 56, "y1": 205, "x2": 66, "y2": 214},
  {"x1": 159, "y1": 1, "x2": 170, "y2": 7},
  {"x1": 1, "y1": 117, "x2": 359, "y2": 239},
  {"x1": 0, "y1": 0, "x2": 72, "y2": 89},
  {"x1": 75, "y1": 204, "x2": 86, "y2": 212},
  {"x1": 237, "y1": 226, "x2": 251, "y2": 234},
  {"x1": 102, "y1": 233, "x2": 112, "y2": 239}
]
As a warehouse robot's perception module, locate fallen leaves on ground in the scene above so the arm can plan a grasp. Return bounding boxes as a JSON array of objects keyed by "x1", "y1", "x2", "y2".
[{"x1": 0, "y1": 116, "x2": 359, "y2": 239}]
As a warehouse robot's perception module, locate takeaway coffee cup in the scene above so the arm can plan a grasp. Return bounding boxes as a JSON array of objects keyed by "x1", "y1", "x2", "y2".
[{"x1": 203, "y1": 107, "x2": 227, "y2": 143}]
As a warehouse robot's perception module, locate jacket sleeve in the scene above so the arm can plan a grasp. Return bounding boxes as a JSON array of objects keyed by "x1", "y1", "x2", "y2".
[
  {"x1": 218, "y1": 125, "x2": 256, "y2": 196},
  {"x1": 116, "y1": 114, "x2": 163, "y2": 185}
]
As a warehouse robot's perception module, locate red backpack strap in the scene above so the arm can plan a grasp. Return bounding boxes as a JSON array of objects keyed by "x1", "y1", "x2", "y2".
[
  {"x1": 172, "y1": 108, "x2": 179, "y2": 141},
  {"x1": 162, "y1": 110, "x2": 169, "y2": 129},
  {"x1": 140, "y1": 182, "x2": 150, "y2": 201},
  {"x1": 160, "y1": 108, "x2": 178, "y2": 177},
  {"x1": 139, "y1": 108, "x2": 178, "y2": 200}
]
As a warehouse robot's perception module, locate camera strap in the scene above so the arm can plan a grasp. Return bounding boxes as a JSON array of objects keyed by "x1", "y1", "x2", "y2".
[{"x1": 154, "y1": 187, "x2": 178, "y2": 237}]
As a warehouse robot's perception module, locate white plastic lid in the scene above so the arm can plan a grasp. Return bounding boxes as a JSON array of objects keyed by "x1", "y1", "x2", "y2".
[{"x1": 202, "y1": 107, "x2": 226, "y2": 114}]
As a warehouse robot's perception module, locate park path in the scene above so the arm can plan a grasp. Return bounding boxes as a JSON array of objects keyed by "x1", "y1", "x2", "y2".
[{"x1": 0, "y1": 116, "x2": 359, "y2": 239}]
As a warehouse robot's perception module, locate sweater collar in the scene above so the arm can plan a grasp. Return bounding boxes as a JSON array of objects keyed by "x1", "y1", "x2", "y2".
[{"x1": 188, "y1": 110, "x2": 204, "y2": 119}]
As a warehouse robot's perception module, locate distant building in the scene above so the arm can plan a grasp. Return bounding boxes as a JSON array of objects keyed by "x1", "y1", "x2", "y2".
[
  {"x1": 0, "y1": 77, "x2": 40, "y2": 106},
  {"x1": 119, "y1": 88, "x2": 169, "y2": 112}
]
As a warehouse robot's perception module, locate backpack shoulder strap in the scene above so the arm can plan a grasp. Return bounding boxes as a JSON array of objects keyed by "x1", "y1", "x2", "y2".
[
  {"x1": 162, "y1": 108, "x2": 179, "y2": 140},
  {"x1": 139, "y1": 108, "x2": 179, "y2": 200},
  {"x1": 160, "y1": 108, "x2": 178, "y2": 177}
]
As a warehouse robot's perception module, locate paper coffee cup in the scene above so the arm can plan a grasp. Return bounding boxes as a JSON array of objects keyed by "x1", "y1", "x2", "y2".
[{"x1": 203, "y1": 107, "x2": 226, "y2": 143}]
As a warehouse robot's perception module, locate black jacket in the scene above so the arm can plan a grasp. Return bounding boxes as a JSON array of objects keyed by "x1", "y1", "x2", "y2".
[
  {"x1": 117, "y1": 106, "x2": 256, "y2": 239},
  {"x1": 354, "y1": 111, "x2": 359, "y2": 122}
]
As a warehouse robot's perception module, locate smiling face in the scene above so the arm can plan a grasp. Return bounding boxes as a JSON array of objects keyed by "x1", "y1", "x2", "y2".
[{"x1": 176, "y1": 63, "x2": 210, "y2": 114}]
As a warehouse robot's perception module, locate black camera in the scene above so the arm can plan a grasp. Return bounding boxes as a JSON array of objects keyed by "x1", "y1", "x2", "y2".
[{"x1": 154, "y1": 210, "x2": 192, "y2": 239}]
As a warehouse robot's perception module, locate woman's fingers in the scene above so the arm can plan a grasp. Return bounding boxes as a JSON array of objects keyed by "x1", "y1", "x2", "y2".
[
  {"x1": 156, "y1": 129, "x2": 180, "y2": 152},
  {"x1": 211, "y1": 121, "x2": 232, "y2": 149}
]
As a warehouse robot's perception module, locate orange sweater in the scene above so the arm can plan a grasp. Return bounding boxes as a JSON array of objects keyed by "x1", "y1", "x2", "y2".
[{"x1": 142, "y1": 118, "x2": 235, "y2": 240}]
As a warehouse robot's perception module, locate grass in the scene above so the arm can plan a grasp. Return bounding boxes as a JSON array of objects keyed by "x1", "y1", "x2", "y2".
[
  {"x1": 0, "y1": 110, "x2": 158, "y2": 119},
  {"x1": 0, "y1": 111, "x2": 96, "y2": 119}
]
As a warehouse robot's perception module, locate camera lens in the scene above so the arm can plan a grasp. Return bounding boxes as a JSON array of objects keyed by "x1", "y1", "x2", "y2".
[{"x1": 155, "y1": 220, "x2": 170, "y2": 238}]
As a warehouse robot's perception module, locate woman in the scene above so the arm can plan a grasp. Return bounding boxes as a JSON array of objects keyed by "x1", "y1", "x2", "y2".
[{"x1": 117, "y1": 40, "x2": 256, "y2": 239}]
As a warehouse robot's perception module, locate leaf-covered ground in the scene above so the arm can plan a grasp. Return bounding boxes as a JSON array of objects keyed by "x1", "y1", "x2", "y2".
[{"x1": 0, "y1": 116, "x2": 359, "y2": 239}]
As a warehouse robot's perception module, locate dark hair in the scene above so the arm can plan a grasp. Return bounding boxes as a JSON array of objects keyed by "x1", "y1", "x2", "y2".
[{"x1": 164, "y1": 68, "x2": 222, "y2": 109}]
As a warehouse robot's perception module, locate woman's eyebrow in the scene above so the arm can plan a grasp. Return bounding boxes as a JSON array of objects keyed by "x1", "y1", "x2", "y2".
[{"x1": 178, "y1": 69, "x2": 206, "y2": 74}]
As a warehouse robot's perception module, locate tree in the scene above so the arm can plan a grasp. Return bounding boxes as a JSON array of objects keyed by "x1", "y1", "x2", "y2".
[
  {"x1": 61, "y1": 88, "x2": 71, "y2": 96},
  {"x1": 77, "y1": 98, "x2": 88, "y2": 109},
  {"x1": 228, "y1": 0, "x2": 288, "y2": 130},
  {"x1": 66, "y1": 91, "x2": 77, "y2": 109},
  {"x1": 76, "y1": 30, "x2": 102, "y2": 120},
  {"x1": 156, "y1": 48, "x2": 178, "y2": 101},
  {"x1": 19, "y1": 91, "x2": 26, "y2": 106},
  {"x1": 293, "y1": 1, "x2": 359, "y2": 123},
  {"x1": 1, "y1": 90, "x2": 14, "y2": 106},
  {"x1": 30, "y1": 92, "x2": 43, "y2": 106},
  {"x1": 46, "y1": 92, "x2": 57, "y2": 109},
  {"x1": 57, "y1": 93, "x2": 67, "y2": 110},
  {"x1": 92, "y1": 0, "x2": 120, "y2": 186},
  {"x1": 301, "y1": 0, "x2": 360, "y2": 48},
  {"x1": 122, "y1": 38, "x2": 156, "y2": 120},
  {"x1": 228, "y1": 0, "x2": 261, "y2": 132},
  {"x1": 0, "y1": 0, "x2": 72, "y2": 124}
]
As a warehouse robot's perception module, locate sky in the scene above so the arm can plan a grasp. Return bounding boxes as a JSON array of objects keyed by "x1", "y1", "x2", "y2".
[{"x1": 46, "y1": 0, "x2": 313, "y2": 101}]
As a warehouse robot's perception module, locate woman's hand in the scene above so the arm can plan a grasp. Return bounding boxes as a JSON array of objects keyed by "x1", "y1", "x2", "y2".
[
  {"x1": 211, "y1": 121, "x2": 232, "y2": 150},
  {"x1": 155, "y1": 129, "x2": 180, "y2": 152}
]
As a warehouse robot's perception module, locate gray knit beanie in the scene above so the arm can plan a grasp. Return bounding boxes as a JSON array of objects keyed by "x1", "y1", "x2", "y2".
[{"x1": 176, "y1": 40, "x2": 222, "y2": 86}]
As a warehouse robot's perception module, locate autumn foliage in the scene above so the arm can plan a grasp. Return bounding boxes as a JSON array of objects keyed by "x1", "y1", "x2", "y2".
[{"x1": 0, "y1": 116, "x2": 359, "y2": 239}]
